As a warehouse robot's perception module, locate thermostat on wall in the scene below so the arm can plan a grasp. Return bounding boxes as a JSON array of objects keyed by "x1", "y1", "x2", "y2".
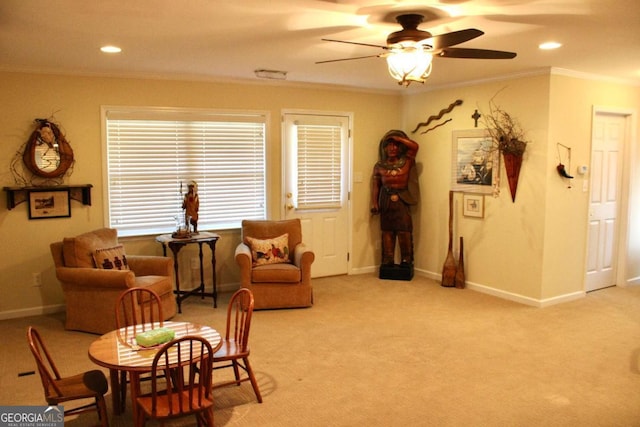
[{"x1": 577, "y1": 165, "x2": 588, "y2": 175}]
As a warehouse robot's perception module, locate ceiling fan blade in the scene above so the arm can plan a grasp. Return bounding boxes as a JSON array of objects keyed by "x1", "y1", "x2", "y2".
[
  {"x1": 437, "y1": 47, "x2": 517, "y2": 59},
  {"x1": 321, "y1": 38, "x2": 388, "y2": 50},
  {"x1": 424, "y1": 28, "x2": 484, "y2": 49},
  {"x1": 316, "y1": 54, "x2": 382, "y2": 64}
]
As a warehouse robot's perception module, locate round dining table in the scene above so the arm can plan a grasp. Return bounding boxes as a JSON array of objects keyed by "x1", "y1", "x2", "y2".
[{"x1": 88, "y1": 321, "x2": 221, "y2": 417}]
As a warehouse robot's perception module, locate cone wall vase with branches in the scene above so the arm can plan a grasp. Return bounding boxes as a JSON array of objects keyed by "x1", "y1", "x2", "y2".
[
  {"x1": 483, "y1": 95, "x2": 529, "y2": 203},
  {"x1": 502, "y1": 150, "x2": 523, "y2": 202}
]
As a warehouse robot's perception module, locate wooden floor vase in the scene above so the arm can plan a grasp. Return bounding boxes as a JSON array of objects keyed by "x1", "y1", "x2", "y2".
[{"x1": 454, "y1": 236, "x2": 465, "y2": 289}]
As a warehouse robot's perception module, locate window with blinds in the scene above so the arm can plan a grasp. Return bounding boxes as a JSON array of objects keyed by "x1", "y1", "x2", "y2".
[
  {"x1": 295, "y1": 123, "x2": 343, "y2": 209},
  {"x1": 102, "y1": 107, "x2": 267, "y2": 236}
]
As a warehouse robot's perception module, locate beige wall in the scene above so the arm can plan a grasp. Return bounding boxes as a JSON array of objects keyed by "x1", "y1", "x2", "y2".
[
  {"x1": 542, "y1": 74, "x2": 640, "y2": 299},
  {"x1": 403, "y1": 74, "x2": 552, "y2": 300},
  {"x1": 0, "y1": 71, "x2": 401, "y2": 316},
  {"x1": 403, "y1": 71, "x2": 639, "y2": 303},
  {"x1": 1, "y1": 69, "x2": 638, "y2": 317}
]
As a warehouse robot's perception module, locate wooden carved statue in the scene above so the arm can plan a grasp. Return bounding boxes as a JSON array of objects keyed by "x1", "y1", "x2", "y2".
[
  {"x1": 182, "y1": 180, "x2": 199, "y2": 233},
  {"x1": 371, "y1": 130, "x2": 420, "y2": 280}
]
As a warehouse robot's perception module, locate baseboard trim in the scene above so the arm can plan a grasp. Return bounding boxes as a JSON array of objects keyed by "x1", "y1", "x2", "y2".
[
  {"x1": 181, "y1": 282, "x2": 240, "y2": 295},
  {"x1": 467, "y1": 282, "x2": 585, "y2": 307},
  {"x1": 349, "y1": 266, "x2": 377, "y2": 275},
  {"x1": 626, "y1": 276, "x2": 640, "y2": 286},
  {"x1": 380, "y1": 267, "x2": 586, "y2": 308},
  {"x1": 413, "y1": 268, "x2": 440, "y2": 282},
  {"x1": 0, "y1": 304, "x2": 65, "y2": 321},
  {"x1": 538, "y1": 290, "x2": 586, "y2": 307},
  {"x1": 0, "y1": 285, "x2": 244, "y2": 320}
]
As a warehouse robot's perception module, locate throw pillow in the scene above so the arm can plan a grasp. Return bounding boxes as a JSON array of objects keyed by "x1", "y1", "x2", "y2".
[
  {"x1": 246, "y1": 233, "x2": 290, "y2": 266},
  {"x1": 94, "y1": 245, "x2": 129, "y2": 270}
]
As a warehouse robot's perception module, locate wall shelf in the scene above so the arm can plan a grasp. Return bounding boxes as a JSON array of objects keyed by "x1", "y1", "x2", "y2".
[{"x1": 3, "y1": 184, "x2": 92, "y2": 210}]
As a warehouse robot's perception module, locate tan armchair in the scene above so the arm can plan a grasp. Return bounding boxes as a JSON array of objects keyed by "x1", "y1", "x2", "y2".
[
  {"x1": 50, "y1": 228, "x2": 176, "y2": 334},
  {"x1": 236, "y1": 219, "x2": 314, "y2": 309}
]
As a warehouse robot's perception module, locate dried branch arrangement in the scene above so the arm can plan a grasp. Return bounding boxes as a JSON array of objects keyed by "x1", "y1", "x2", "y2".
[{"x1": 483, "y1": 95, "x2": 528, "y2": 155}]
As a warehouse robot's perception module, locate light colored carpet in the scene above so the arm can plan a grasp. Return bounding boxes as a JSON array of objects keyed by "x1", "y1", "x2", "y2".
[{"x1": 2, "y1": 274, "x2": 640, "y2": 426}]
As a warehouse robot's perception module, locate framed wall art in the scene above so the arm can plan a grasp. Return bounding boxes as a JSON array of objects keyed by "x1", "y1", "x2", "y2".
[
  {"x1": 28, "y1": 189, "x2": 71, "y2": 219},
  {"x1": 462, "y1": 193, "x2": 484, "y2": 218},
  {"x1": 451, "y1": 129, "x2": 499, "y2": 194}
]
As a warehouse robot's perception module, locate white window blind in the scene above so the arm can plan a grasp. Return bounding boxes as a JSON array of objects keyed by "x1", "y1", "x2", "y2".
[
  {"x1": 104, "y1": 108, "x2": 266, "y2": 236},
  {"x1": 295, "y1": 123, "x2": 342, "y2": 209}
]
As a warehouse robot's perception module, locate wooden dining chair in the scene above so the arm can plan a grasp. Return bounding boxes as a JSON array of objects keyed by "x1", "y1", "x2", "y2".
[
  {"x1": 27, "y1": 326, "x2": 109, "y2": 427},
  {"x1": 115, "y1": 287, "x2": 165, "y2": 412},
  {"x1": 134, "y1": 336, "x2": 217, "y2": 427},
  {"x1": 115, "y1": 286, "x2": 165, "y2": 331},
  {"x1": 213, "y1": 288, "x2": 263, "y2": 402}
]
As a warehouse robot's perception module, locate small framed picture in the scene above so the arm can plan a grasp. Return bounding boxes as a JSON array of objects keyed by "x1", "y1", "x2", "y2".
[
  {"x1": 462, "y1": 193, "x2": 484, "y2": 218},
  {"x1": 28, "y1": 189, "x2": 71, "y2": 219}
]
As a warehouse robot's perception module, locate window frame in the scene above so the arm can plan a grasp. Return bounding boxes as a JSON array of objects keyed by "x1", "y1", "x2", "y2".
[{"x1": 100, "y1": 105, "x2": 270, "y2": 237}]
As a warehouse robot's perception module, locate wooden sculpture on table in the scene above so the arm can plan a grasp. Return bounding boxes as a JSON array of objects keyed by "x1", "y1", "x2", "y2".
[
  {"x1": 371, "y1": 130, "x2": 420, "y2": 281},
  {"x1": 182, "y1": 180, "x2": 199, "y2": 233},
  {"x1": 173, "y1": 180, "x2": 199, "y2": 238}
]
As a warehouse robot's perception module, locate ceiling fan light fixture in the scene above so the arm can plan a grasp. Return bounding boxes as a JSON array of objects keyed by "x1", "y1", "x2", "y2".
[
  {"x1": 318, "y1": 12, "x2": 515, "y2": 87},
  {"x1": 386, "y1": 44, "x2": 433, "y2": 87}
]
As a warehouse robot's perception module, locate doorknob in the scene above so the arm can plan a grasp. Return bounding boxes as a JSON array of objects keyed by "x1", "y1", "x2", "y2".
[
  {"x1": 286, "y1": 192, "x2": 292, "y2": 199},
  {"x1": 286, "y1": 204, "x2": 294, "y2": 210}
]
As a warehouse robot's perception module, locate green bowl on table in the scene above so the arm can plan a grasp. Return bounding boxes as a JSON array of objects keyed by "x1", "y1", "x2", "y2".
[{"x1": 135, "y1": 327, "x2": 175, "y2": 348}]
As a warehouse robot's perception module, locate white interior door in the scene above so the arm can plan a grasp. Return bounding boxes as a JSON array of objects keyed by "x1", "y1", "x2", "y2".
[
  {"x1": 282, "y1": 112, "x2": 351, "y2": 278},
  {"x1": 585, "y1": 112, "x2": 626, "y2": 292}
]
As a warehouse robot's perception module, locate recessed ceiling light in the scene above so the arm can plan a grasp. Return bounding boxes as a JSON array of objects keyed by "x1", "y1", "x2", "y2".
[
  {"x1": 539, "y1": 41, "x2": 562, "y2": 50},
  {"x1": 100, "y1": 45, "x2": 122, "y2": 53}
]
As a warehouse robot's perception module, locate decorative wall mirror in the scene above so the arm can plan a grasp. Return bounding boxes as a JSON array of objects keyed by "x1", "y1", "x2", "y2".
[{"x1": 22, "y1": 119, "x2": 74, "y2": 179}]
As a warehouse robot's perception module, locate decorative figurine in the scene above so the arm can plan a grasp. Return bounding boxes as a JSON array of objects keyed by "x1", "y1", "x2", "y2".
[
  {"x1": 371, "y1": 130, "x2": 420, "y2": 280},
  {"x1": 182, "y1": 180, "x2": 199, "y2": 233}
]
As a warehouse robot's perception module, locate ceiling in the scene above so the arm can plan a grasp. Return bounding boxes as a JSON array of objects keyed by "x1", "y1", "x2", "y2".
[{"x1": 1, "y1": 0, "x2": 639, "y2": 92}]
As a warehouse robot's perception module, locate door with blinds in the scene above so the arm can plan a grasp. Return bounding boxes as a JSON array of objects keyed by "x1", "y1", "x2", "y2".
[{"x1": 282, "y1": 112, "x2": 351, "y2": 278}]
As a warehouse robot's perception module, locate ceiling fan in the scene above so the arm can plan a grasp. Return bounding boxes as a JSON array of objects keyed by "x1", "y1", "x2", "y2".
[{"x1": 317, "y1": 13, "x2": 517, "y2": 87}]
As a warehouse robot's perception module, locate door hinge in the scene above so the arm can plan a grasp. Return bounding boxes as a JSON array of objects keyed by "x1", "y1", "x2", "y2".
[{"x1": 347, "y1": 252, "x2": 350, "y2": 261}]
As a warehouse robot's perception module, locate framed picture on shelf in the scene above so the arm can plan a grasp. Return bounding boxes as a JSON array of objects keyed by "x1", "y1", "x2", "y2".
[
  {"x1": 451, "y1": 129, "x2": 498, "y2": 194},
  {"x1": 28, "y1": 189, "x2": 71, "y2": 219},
  {"x1": 462, "y1": 193, "x2": 484, "y2": 218}
]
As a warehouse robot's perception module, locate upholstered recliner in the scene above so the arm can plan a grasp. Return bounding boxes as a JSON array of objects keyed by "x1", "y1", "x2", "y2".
[
  {"x1": 236, "y1": 219, "x2": 314, "y2": 309},
  {"x1": 50, "y1": 228, "x2": 176, "y2": 334}
]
